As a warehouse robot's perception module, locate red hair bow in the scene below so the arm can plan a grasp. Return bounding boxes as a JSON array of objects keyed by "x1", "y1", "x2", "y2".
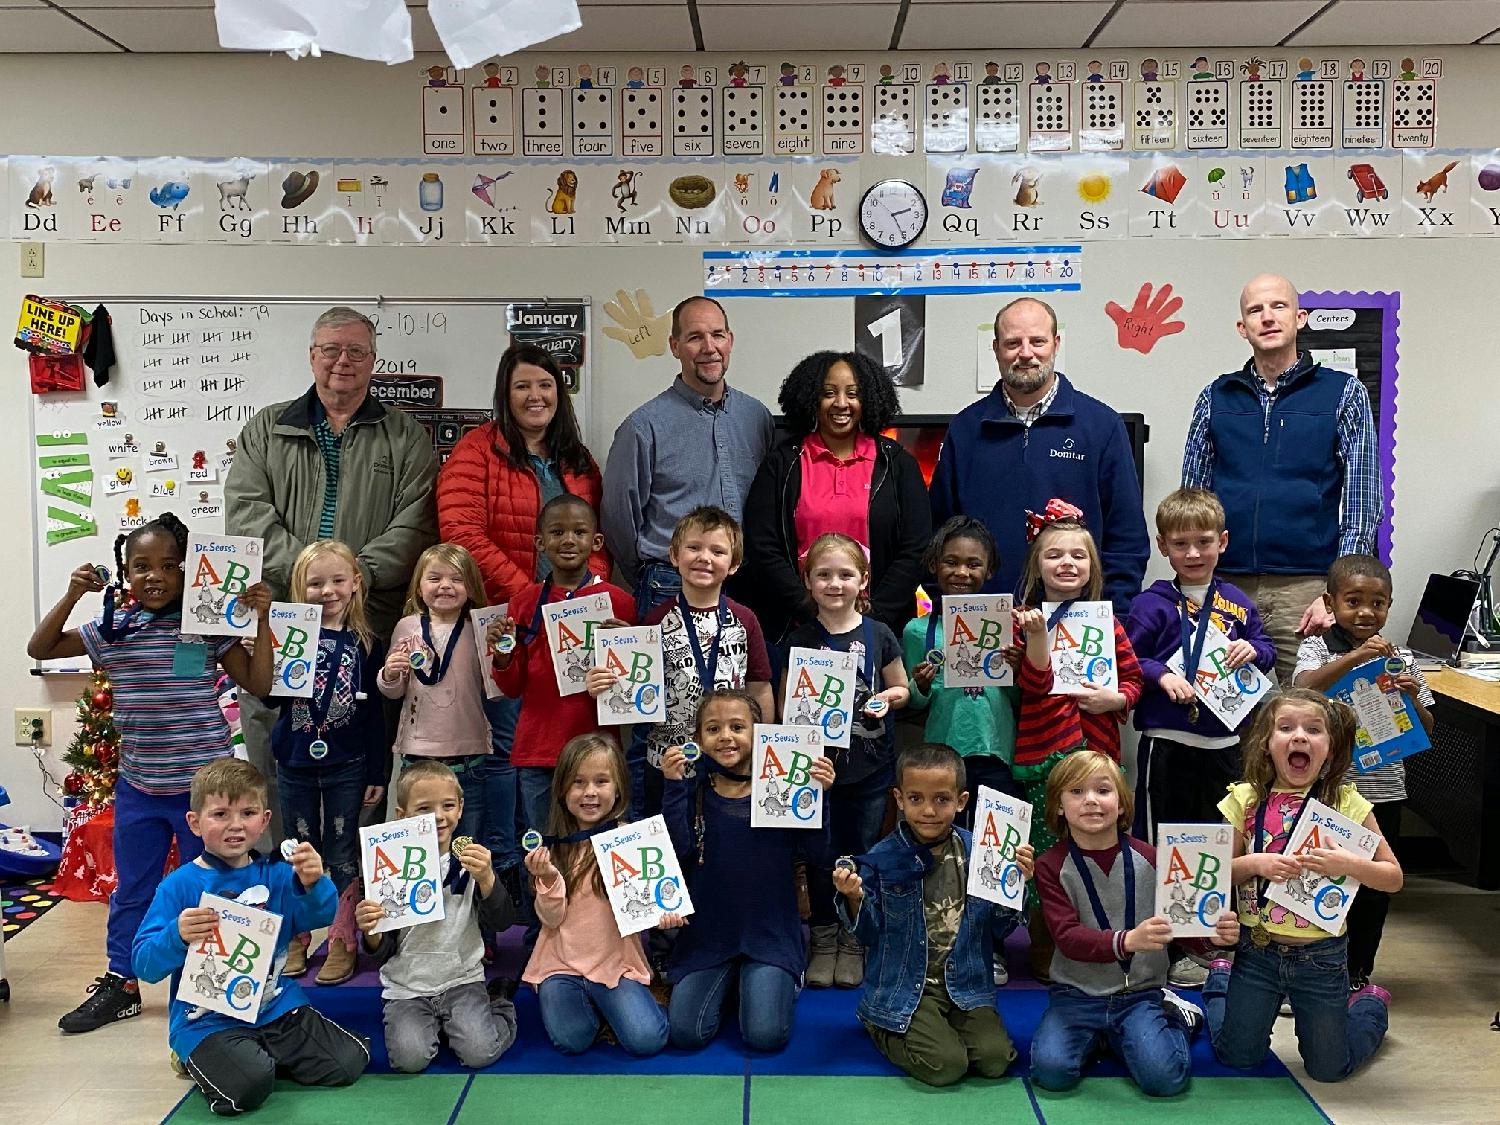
[{"x1": 1025, "y1": 498, "x2": 1085, "y2": 543}]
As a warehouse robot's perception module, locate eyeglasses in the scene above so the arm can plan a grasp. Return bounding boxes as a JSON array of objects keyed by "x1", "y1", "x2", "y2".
[{"x1": 313, "y1": 344, "x2": 373, "y2": 361}]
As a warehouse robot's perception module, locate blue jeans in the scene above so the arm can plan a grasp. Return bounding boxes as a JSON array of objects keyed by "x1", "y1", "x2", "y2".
[
  {"x1": 1031, "y1": 985, "x2": 1193, "y2": 1098},
  {"x1": 668, "y1": 959, "x2": 798, "y2": 1052},
  {"x1": 807, "y1": 762, "x2": 895, "y2": 927},
  {"x1": 516, "y1": 767, "x2": 556, "y2": 948},
  {"x1": 627, "y1": 562, "x2": 682, "y2": 816},
  {"x1": 111, "y1": 779, "x2": 203, "y2": 978},
  {"x1": 278, "y1": 757, "x2": 366, "y2": 893},
  {"x1": 481, "y1": 695, "x2": 521, "y2": 872},
  {"x1": 536, "y1": 974, "x2": 668, "y2": 1056},
  {"x1": 1206, "y1": 933, "x2": 1388, "y2": 1083}
]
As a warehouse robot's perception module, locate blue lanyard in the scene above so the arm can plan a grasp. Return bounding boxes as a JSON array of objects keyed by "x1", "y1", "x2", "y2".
[
  {"x1": 307, "y1": 630, "x2": 353, "y2": 734},
  {"x1": 414, "y1": 613, "x2": 466, "y2": 685},
  {"x1": 678, "y1": 593, "x2": 726, "y2": 690},
  {"x1": 1067, "y1": 832, "x2": 1135, "y2": 972},
  {"x1": 1176, "y1": 580, "x2": 1216, "y2": 685},
  {"x1": 538, "y1": 819, "x2": 620, "y2": 847},
  {"x1": 1251, "y1": 791, "x2": 1312, "y2": 909},
  {"x1": 816, "y1": 617, "x2": 875, "y2": 690},
  {"x1": 100, "y1": 587, "x2": 163, "y2": 642},
  {"x1": 524, "y1": 575, "x2": 599, "y2": 643},
  {"x1": 1045, "y1": 598, "x2": 1077, "y2": 633}
]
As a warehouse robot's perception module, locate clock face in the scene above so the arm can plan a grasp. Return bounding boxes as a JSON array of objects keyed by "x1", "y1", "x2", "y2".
[{"x1": 858, "y1": 179, "x2": 928, "y2": 249}]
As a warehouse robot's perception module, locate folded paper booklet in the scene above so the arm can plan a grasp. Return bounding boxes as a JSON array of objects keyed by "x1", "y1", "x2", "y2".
[
  {"x1": 470, "y1": 603, "x2": 508, "y2": 701},
  {"x1": 267, "y1": 602, "x2": 322, "y2": 699},
  {"x1": 1264, "y1": 798, "x2": 1379, "y2": 932},
  {"x1": 591, "y1": 815, "x2": 695, "y2": 937},
  {"x1": 182, "y1": 534, "x2": 264, "y2": 639},
  {"x1": 1043, "y1": 601, "x2": 1117, "y2": 694},
  {"x1": 176, "y1": 892, "x2": 283, "y2": 1023},
  {"x1": 966, "y1": 785, "x2": 1031, "y2": 911},
  {"x1": 751, "y1": 724, "x2": 825, "y2": 829},
  {"x1": 1328, "y1": 657, "x2": 1432, "y2": 773},
  {"x1": 942, "y1": 594, "x2": 1015, "y2": 689},
  {"x1": 543, "y1": 590, "x2": 613, "y2": 697},
  {"x1": 782, "y1": 646, "x2": 857, "y2": 749},
  {"x1": 594, "y1": 625, "x2": 665, "y2": 726},
  {"x1": 1165, "y1": 620, "x2": 1271, "y2": 730},
  {"x1": 1155, "y1": 823, "x2": 1234, "y2": 937},
  {"x1": 359, "y1": 813, "x2": 445, "y2": 934}
]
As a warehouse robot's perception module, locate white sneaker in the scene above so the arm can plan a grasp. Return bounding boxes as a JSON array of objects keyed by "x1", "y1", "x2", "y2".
[
  {"x1": 1278, "y1": 998, "x2": 1294, "y2": 1018},
  {"x1": 1168, "y1": 956, "x2": 1209, "y2": 989},
  {"x1": 992, "y1": 956, "x2": 1009, "y2": 987},
  {"x1": 1160, "y1": 988, "x2": 1205, "y2": 1032}
]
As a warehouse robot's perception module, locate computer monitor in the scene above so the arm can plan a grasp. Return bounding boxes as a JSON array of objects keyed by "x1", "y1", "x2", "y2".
[{"x1": 1406, "y1": 573, "x2": 1482, "y2": 664}]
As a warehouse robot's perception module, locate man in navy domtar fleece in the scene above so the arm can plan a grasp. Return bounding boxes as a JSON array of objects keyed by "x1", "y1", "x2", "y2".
[{"x1": 929, "y1": 297, "x2": 1149, "y2": 614}]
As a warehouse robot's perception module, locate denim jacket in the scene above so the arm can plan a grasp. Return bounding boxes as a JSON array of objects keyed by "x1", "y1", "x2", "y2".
[{"x1": 836, "y1": 823, "x2": 1021, "y2": 1033}]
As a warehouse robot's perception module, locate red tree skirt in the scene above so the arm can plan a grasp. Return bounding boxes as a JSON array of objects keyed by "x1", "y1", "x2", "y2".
[{"x1": 53, "y1": 804, "x2": 180, "y2": 903}]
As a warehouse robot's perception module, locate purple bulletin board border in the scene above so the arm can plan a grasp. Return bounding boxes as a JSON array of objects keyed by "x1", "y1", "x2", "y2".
[{"x1": 1299, "y1": 290, "x2": 1399, "y2": 567}]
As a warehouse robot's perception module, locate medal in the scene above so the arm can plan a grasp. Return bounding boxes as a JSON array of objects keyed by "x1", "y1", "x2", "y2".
[
  {"x1": 1384, "y1": 653, "x2": 1411, "y2": 677},
  {"x1": 279, "y1": 839, "x2": 299, "y2": 861},
  {"x1": 834, "y1": 856, "x2": 857, "y2": 874},
  {"x1": 451, "y1": 835, "x2": 474, "y2": 859},
  {"x1": 1187, "y1": 702, "x2": 1200, "y2": 725},
  {"x1": 522, "y1": 829, "x2": 544, "y2": 853},
  {"x1": 864, "y1": 697, "x2": 888, "y2": 717},
  {"x1": 1251, "y1": 922, "x2": 1271, "y2": 948},
  {"x1": 308, "y1": 738, "x2": 329, "y2": 760},
  {"x1": 408, "y1": 648, "x2": 428, "y2": 670},
  {"x1": 680, "y1": 741, "x2": 702, "y2": 763},
  {"x1": 925, "y1": 648, "x2": 944, "y2": 667},
  {"x1": 92, "y1": 564, "x2": 111, "y2": 584},
  {"x1": 494, "y1": 633, "x2": 516, "y2": 656}
]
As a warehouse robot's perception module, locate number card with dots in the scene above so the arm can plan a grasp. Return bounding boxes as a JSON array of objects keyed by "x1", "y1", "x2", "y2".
[
  {"x1": 773, "y1": 86, "x2": 814, "y2": 156},
  {"x1": 1290, "y1": 80, "x2": 1334, "y2": 149},
  {"x1": 1342, "y1": 80, "x2": 1386, "y2": 149},
  {"x1": 1185, "y1": 80, "x2": 1229, "y2": 149},
  {"x1": 522, "y1": 87, "x2": 565, "y2": 157},
  {"x1": 1079, "y1": 81, "x2": 1124, "y2": 152},
  {"x1": 1132, "y1": 81, "x2": 1176, "y2": 149},
  {"x1": 673, "y1": 87, "x2": 715, "y2": 157},
  {"x1": 621, "y1": 87, "x2": 664, "y2": 157},
  {"x1": 822, "y1": 82, "x2": 865, "y2": 155},
  {"x1": 872, "y1": 83, "x2": 916, "y2": 154},
  {"x1": 1237, "y1": 80, "x2": 1282, "y2": 149},
  {"x1": 1028, "y1": 82, "x2": 1072, "y2": 152},
  {"x1": 722, "y1": 85, "x2": 764, "y2": 156},
  {"x1": 925, "y1": 82, "x2": 970, "y2": 153},
  {"x1": 422, "y1": 85, "x2": 465, "y2": 155},
  {"x1": 571, "y1": 88, "x2": 615, "y2": 158},
  {"x1": 471, "y1": 86, "x2": 515, "y2": 157},
  {"x1": 1392, "y1": 80, "x2": 1436, "y2": 148},
  {"x1": 975, "y1": 82, "x2": 1019, "y2": 153}
]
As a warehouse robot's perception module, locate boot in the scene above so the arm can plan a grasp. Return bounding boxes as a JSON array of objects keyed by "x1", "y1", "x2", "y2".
[
  {"x1": 282, "y1": 933, "x2": 310, "y2": 978},
  {"x1": 316, "y1": 937, "x2": 357, "y2": 986},
  {"x1": 834, "y1": 929, "x2": 864, "y2": 988},
  {"x1": 806, "y1": 924, "x2": 839, "y2": 988}
]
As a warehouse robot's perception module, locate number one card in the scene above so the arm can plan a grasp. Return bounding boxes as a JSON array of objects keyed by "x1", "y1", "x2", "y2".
[
  {"x1": 183, "y1": 534, "x2": 264, "y2": 638},
  {"x1": 942, "y1": 594, "x2": 1014, "y2": 688},
  {"x1": 966, "y1": 785, "x2": 1031, "y2": 910},
  {"x1": 751, "y1": 724, "x2": 825, "y2": 828}
]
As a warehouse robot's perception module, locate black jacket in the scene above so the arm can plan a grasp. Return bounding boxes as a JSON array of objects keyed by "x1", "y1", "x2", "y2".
[{"x1": 740, "y1": 434, "x2": 931, "y2": 643}]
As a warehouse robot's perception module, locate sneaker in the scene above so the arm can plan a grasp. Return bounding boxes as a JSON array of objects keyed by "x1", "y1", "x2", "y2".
[
  {"x1": 806, "y1": 924, "x2": 838, "y2": 989},
  {"x1": 1348, "y1": 973, "x2": 1370, "y2": 994},
  {"x1": 1278, "y1": 999, "x2": 1293, "y2": 1018},
  {"x1": 1168, "y1": 956, "x2": 1209, "y2": 989},
  {"x1": 169, "y1": 1051, "x2": 189, "y2": 1078},
  {"x1": 1160, "y1": 988, "x2": 1205, "y2": 1032},
  {"x1": 1208, "y1": 958, "x2": 1233, "y2": 974},
  {"x1": 833, "y1": 929, "x2": 865, "y2": 989},
  {"x1": 58, "y1": 973, "x2": 142, "y2": 1033},
  {"x1": 1349, "y1": 983, "x2": 1392, "y2": 1007},
  {"x1": 992, "y1": 955, "x2": 1009, "y2": 987}
]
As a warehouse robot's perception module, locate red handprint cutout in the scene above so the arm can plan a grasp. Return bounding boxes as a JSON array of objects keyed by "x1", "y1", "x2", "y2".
[{"x1": 1105, "y1": 282, "x2": 1185, "y2": 354}]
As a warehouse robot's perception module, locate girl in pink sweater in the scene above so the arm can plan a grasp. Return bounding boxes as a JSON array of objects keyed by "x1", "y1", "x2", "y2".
[{"x1": 522, "y1": 734, "x2": 670, "y2": 1055}]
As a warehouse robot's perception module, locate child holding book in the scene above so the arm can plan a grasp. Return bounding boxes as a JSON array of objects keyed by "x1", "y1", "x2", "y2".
[
  {"x1": 661, "y1": 688, "x2": 835, "y2": 1051},
  {"x1": 1206, "y1": 688, "x2": 1403, "y2": 1082},
  {"x1": 29, "y1": 514, "x2": 275, "y2": 1034},
  {"x1": 522, "y1": 734, "x2": 671, "y2": 1056},
  {"x1": 132, "y1": 758, "x2": 368, "y2": 1115},
  {"x1": 832, "y1": 743, "x2": 1030, "y2": 1087},
  {"x1": 356, "y1": 760, "x2": 518, "y2": 1072},
  {"x1": 1030, "y1": 751, "x2": 1237, "y2": 1098},
  {"x1": 785, "y1": 532, "x2": 910, "y2": 989},
  {"x1": 1292, "y1": 554, "x2": 1432, "y2": 991}
]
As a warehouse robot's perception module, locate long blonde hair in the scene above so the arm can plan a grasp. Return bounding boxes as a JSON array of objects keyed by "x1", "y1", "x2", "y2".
[
  {"x1": 1019, "y1": 520, "x2": 1104, "y2": 605},
  {"x1": 1238, "y1": 688, "x2": 1357, "y2": 811},
  {"x1": 403, "y1": 543, "x2": 486, "y2": 617},
  {"x1": 547, "y1": 734, "x2": 629, "y2": 901},
  {"x1": 289, "y1": 539, "x2": 373, "y2": 648}
]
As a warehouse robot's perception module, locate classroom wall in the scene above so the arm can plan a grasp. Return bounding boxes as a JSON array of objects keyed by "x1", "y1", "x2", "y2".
[{"x1": 3, "y1": 48, "x2": 1499, "y2": 830}]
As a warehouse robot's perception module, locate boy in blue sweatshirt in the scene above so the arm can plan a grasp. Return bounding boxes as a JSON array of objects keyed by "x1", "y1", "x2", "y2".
[{"x1": 134, "y1": 758, "x2": 369, "y2": 1116}]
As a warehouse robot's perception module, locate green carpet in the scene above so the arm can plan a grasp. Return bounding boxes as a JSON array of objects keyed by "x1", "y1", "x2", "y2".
[{"x1": 164, "y1": 1072, "x2": 1331, "y2": 1124}]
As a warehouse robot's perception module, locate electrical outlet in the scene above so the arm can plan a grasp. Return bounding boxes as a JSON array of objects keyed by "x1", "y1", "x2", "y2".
[
  {"x1": 21, "y1": 242, "x2": 45, "y2": 278},
  {"x1": 16, "y1": 707, "x2": 51, "y2": 747}
]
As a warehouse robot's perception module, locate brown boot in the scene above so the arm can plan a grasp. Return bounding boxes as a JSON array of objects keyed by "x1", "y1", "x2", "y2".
[
  {"x1": 282, "y1": 933, "x2": 309, "y2": 978},
  {"x1": 806, "y1": 924, "x2": 839, "y2": 988},
  {"x1": 833, "y1": 929, "x2": 864, "y2": 988},
  {"x1": 315, "y1": 936, "x2": 357, "y2": 986}
]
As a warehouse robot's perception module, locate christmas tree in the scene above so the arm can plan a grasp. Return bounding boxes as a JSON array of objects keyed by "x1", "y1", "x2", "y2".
[{"x1": 61, "y1": 670, "x2": 118, "y2": 809}]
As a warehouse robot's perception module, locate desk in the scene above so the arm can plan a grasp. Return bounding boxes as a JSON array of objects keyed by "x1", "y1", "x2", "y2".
[{"x1": 1407, "y1": 667, "x2": 1500, "y2": 889}]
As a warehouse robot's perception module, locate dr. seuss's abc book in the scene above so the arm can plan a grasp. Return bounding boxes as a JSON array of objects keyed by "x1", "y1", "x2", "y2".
[
  {"x1": 942, "y1": 594, "x2": 1015, "y2": 689},
  {"x1": 751, "y1": 724, "x2": 825, "y2": 829},
  {"x1": 1330, "y1": 656, "x2": 1432, "y2": 773},
  {"x1": 266, "y1": 602, "x2": 322, "y2": 699},
  {"x1": 543, "y1": 589, "x2": 613, "y2": 697},
  {"x1": 1165, "y1": 619, "x2": 1270, "y2": 730},
  {"x1": 781, "y1": 646, "x2": 857, "y2": 749},
  {"x1": 1154, "y1": 823, "x2": 1234, "y2": 938},
  {"x1": 182, "y1": 533, "x2": 264, "y2": 639},
  {"x1": 966, "y1": 785, "x2": 1031, "y2": 911},
  {"x1": 590, "y1": 816, "x2": 695, "y2": 937},
  {"x1": 594, "y1": 624, "x2": 666, "y2": 725},
  {"x1": 470, "y1": 603, "x2": 508, "y2": 701},
  {"x1": 359, "y1": 814, "x2": 445, "y2": 934},
  {"x1": 1264, "y1": 799, "x2": 1379, "y2": 932},
  {"x1": 175, "y1": 892, "x2": 283, "y2": 1023},
  {"x1": 1042, "y1": 600, "x2": 1117, "y2": 694}
]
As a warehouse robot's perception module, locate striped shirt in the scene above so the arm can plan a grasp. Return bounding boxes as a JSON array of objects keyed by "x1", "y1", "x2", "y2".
[
  {"x1": 1015, "y1": 619, "x2": 1143, "y2": 767},
  {"x1": 311, "y1": 407, "x2": 343, "y2": 539},
  {"x1": 80, "y1": 615, "x2": 237, "y2": 795}
]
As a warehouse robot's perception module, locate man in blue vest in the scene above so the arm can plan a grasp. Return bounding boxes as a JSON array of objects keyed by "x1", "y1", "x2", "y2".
[{"x1": 1181, "y1": 274, "x2": 1381, "y2": 682}]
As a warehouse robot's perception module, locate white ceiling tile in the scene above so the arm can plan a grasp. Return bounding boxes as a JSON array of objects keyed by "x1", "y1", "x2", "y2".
[
  {"x1": 0, "y1": 8, "x2": 121, "y2": 48},
  {"x1": 1093, "y1": 1, "x2": 1323, "y2": 48},
  {"x1": 899, "y1": 2, "x2": 1111, "y2": 50},
  {"x1": 62, "y1": 6, "x2": 223, "y2": 50},
  {"x1": 699, "y1": 5, "x2": 896, "y2": 50},
  {"x1": 546, "y1": 6, "x2": 697, "y2": 50},
  {"x1": 1289, "y1": 0, "x2": 1500, "y2": 44}
]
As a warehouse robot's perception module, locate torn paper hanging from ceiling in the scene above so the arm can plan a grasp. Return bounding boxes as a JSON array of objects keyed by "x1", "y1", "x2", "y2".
[
  {"x1": 427, "y1": 0, "x2": 582, "y2": 69},
  {"x1": 215, "y1": 0, "x2": 414, "y2": 64}
]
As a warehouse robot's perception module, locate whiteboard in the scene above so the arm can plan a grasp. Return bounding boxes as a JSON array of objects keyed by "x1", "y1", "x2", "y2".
[{"x1": 30, "y1": 295, "x2": 590, "y2": 671}]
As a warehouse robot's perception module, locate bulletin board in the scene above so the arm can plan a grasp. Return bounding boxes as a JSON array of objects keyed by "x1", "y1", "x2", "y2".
[{"x1": 29, "y1": 294, "x2": 589, "y2": 671}]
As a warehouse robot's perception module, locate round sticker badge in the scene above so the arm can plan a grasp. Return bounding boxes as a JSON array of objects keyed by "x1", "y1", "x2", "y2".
[
  {"x1": 522, "y1": 829, "x2": 544, "y2": 853},
  {"x1": 681, "y1": 741, "x2": 702, "y2": 763},
  {"x1": 279, "y1": 839, "x2": 299, "y2": 861}
]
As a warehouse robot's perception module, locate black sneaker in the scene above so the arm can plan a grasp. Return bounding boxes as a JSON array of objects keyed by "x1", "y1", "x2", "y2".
[
  {"x1": 1160, "y1": 987, "x2": 1205, "y2": 1032},
  {"x1": 58, "y1": 972, "x2": 142, "y2": 1033},
  {"x1": 1349, "y1": 974, "x2": 1370, "y2": 994}
]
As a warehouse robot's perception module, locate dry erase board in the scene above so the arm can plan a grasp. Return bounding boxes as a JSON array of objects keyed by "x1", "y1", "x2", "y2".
[{"x1": 29, "y1": 295, "x2": 590, "y2": 671}]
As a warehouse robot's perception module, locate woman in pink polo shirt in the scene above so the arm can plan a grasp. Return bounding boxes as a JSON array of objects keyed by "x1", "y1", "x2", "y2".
[{"x1": 742, "y1": 351, "x2": 931, "y2": 645}]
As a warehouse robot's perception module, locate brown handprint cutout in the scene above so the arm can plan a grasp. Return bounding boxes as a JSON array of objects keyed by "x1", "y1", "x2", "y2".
[
  {"x1": 1104, "y1": 282, "x2": 1186, "y2": 355},
  {"x1": 603, "y1": 288, "x2": 672, "y2": 360}
]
